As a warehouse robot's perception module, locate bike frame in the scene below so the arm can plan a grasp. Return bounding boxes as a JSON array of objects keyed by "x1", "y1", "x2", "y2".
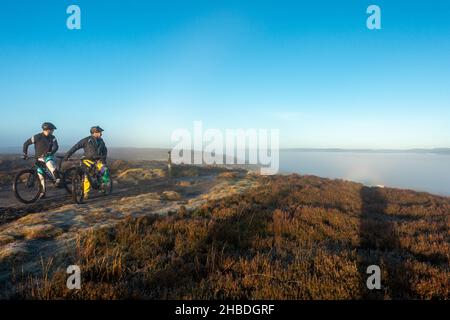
[
  {"x1": 33, "y1": 156, "x2": 65, "y2": 181},
  {"x1": 78, "y1": 159, "x2": 109, "y2": 190}
]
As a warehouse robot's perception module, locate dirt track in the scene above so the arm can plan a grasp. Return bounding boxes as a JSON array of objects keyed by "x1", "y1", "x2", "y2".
[{"x1": 0, "y1": 178, "x2": 165, "y2": 225}]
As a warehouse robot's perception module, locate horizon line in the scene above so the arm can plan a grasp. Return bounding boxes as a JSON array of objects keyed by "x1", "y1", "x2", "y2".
[{"x1": 1, "y1": 146, "x2": 449, "y2": 152}]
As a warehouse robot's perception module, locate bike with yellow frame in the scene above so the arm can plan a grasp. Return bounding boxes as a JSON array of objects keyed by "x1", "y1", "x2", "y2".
[{"x1": 71, "y1": 157, "x2": 113, "y2": 204}]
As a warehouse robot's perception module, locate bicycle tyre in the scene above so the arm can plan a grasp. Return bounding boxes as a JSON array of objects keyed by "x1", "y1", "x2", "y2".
[
  {"x1": 13, "y1": 169, "x2": 43, "y2": 204},
  {"x1": 72, "y1": 169, "x2": 85, "y2": 204}
]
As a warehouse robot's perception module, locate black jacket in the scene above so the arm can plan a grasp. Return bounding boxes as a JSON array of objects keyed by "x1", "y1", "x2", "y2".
[
  {"x1": 65, "y1": 136, "x2": 108, "y2": 161},
  {"x1": 23, "y1": 133, "x2": 59, "y2": 158}
]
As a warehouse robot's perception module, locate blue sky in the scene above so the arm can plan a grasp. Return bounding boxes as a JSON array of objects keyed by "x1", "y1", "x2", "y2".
[{"x1": 0, "y1": 0, "x2": 449, "y2": 149}]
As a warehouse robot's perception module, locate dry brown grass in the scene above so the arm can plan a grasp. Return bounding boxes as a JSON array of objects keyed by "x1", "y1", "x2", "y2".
[
  {"x1": 162, "y1": 191, "x2": 182, "y2": 201},
  {"x1": 21, "y1": 225, "x2": 63, "y2": 240},
  {"x1": 217, "y1": 171, "x2": 242, "y2": 179},
  {"x1": 2, "y1": 174, "x2": 449, "y2": 299},
  {"x1": 116, "y1": 168, "x2": 166, "y2": 183}
]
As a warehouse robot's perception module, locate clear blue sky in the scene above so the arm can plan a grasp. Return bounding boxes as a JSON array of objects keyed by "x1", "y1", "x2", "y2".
[{"x1": 1, "y1": 0, "x2": 449, "y2": 149}]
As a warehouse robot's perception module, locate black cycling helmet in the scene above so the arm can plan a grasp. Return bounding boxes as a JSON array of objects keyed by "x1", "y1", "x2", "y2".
[
  {"x1": 90, "y1": 126, "x2": 104, "y2": 134},
  {"x1": 42, "y1": 122, "x2": 57, "y2": 130}
]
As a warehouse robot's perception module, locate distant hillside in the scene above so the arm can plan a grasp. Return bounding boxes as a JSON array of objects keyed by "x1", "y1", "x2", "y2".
[
  {"x1": 0, "y1": 147, "x2": 171, "y2": 160},
  {"x1": 107, "y1": 148, "x2": 170, "y2": 160},
  {"x1": 3, "y1": 146, "x2": 450, "y2": 157}
]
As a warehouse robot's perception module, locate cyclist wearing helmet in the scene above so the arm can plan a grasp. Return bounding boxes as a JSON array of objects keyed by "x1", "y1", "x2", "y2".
[
  {"x1": 23, "y1": 122, "x2": 61, "y2": 193},
  {"x1": 64, "y1": 126, "x2": 109, "y2": 199}
]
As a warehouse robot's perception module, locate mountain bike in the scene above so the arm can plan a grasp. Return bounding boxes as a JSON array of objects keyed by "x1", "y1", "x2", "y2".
[
  {"x1": 71, "y1": 158, "x2": 113, "y2": 204},
  {"x1": 13, "y1": 156, "x2": 77, "y2": 204}
]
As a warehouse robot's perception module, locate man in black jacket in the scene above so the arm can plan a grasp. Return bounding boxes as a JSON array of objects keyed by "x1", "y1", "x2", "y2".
[
  {"x1": 23, "y1": 122, "x2": 61, "y2": 194},
  {"x1": 64, "y1": 126, "x2": 109, "y2": 198}
]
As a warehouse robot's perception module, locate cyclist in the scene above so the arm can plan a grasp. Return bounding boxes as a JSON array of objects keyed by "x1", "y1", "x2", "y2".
[
  {"x1": 64, "y1": 126, "x2": 109, "y2": 199},
  {"x1": 22, "y1": 122, "x2": 61, "y2": 196}
]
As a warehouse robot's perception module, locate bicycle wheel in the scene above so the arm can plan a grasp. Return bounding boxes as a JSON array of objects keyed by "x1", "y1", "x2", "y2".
[
  {"x1": 101, "y1": 176, "x2": 113, "y2": 196},
  {"x1": 72, "y1": 170, "x2": 85, "y2": 204},
  {"x1": 13, "y1": 169, "x2": 43, "y2": 204},
  {"x1": 63, "y1": 167, "x2": 77, "y2": 195}
]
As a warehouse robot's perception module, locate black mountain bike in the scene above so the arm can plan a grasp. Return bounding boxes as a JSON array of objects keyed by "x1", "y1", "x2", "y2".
[
  {"x1": 13, "y1": 156, "x2": 77, "y2": 204},
  {"x1": 71, "y1": 158, "x2": 113, "y2": 204}
]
